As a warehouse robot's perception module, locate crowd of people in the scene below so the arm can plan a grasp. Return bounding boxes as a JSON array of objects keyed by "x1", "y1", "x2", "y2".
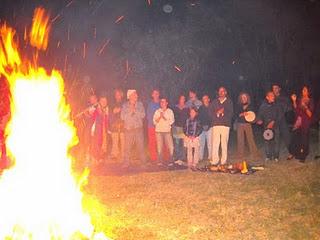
[{"x1": 75, "y1": 83, "x2": 320, "y2": 171}]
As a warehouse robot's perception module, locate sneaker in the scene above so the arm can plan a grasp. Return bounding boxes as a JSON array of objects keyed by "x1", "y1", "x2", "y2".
[
  {"x1": 265, "y1": 158, "x2": 271, "y2": 162},
  {"x1": 175, "y1": 160, "x2": 184, "y2": 166},
  {"x1": 274, "y1": 158, "x2": 279, "y2": 162},
  {"x1": 167, "y1": 162, "x2": 174, "y2": 167}
]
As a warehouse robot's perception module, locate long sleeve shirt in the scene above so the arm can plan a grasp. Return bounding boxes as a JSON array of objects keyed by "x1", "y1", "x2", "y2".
[
  {"x1": 198, "y1": 104, "x2": 213, "y2": 129},
  {"x1": 211, "y1": 98, "x2": 234, "y2": 127},
  {"x1": 146, "y1": 101, "x2": 160, "y2": 128},
  {"x1": 121, "y1": 101, "x2": 145, "y2": 130},
  {"x1": 257, "y1": 100, "x2": 281, "y2": 129},
  {"x1": 183, "y1": 117, "x2": 202, "y2": 137},
  {"x1": 153, "y1": 108, "x2": 175, "y2": 133},
  {"x1": 173, "y1": 105, "x2": 189, "y2": 127}
]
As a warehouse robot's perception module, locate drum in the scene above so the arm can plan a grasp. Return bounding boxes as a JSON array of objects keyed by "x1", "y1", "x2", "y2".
[
  {"x1": 263, "y1": 129, "x2": 274, "y2": 141},
  {"x1": 244, "y1": 111, "x2": 256, "y2": 123}
]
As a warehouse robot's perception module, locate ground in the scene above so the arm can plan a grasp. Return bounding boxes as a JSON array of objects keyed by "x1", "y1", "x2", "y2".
[{"x1": 83, "y1": 142, "x2": 320, "y2": 239}]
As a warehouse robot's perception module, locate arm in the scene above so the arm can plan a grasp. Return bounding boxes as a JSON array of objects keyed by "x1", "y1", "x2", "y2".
[
  {"x1": 120, "y1": 104, "x2": 129, "y2": 121},
  {"x1": 136, "y1": 102, "x2": 146, "y2": 119},
  {"x1": 153, "y1": 110, "x2": 161, "y2": 125},
  {"x1": 167, "y1": 109, "x2": 175, "y2": 126}
]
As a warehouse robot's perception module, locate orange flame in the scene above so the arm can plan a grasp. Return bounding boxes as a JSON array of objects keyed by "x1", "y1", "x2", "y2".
[
  {"x1": 0, "y1": 8, "x2": 108, "y2": 240},
  {"x1": 29, "y1": 7, "x2": 51, "y2": 51}
]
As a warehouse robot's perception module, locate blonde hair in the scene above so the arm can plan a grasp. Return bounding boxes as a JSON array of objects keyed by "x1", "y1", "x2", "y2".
[{"x1": 238, "y1": 92, "x2": 251, "y2": 105}]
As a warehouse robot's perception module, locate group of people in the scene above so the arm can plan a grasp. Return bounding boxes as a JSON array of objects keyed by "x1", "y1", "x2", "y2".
[{"x1": 77, "y1": 83, "x2": 320, "y2": 170}]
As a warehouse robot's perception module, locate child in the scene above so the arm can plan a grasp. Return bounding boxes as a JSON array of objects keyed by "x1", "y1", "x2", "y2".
[{"x1": 183, "y1": 107, "x2": 202, "y2": 170}]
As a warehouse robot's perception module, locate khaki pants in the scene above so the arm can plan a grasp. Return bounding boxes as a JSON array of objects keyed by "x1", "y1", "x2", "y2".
[
  {"x1": 184, "y1": 137, "x2": 200, "y2": 167},
  {"x1": 111, "y1": 132, "x2": 124, "y2": 159},
  {"x1": 236, "y1": 123, "x2": 258, "y2": 157},
  {"x1": 211, "y1": 126, "x2": 230, "y2": 165},
  {"x1": 156, "y1": 132, "x2": 174, "y2": 162}
]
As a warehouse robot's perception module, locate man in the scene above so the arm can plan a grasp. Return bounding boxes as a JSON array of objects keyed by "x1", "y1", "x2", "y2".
[
  {"x1": 109, "y1": 89, "x2": 124, "y2": 160},
  {"x1": 257, "y1": 91, "x2": 281, "y2": 162},
  {"x1": 198, "y1": 94, "x2": 213, "y2": 161},
  {"x1": 121, "y1": 89, "x2": 146, "y2": 168},
  {"x1": 172, "y1": 95, "x2": 189, "y2": 164},
  {"x1": 146, "y1": 89, "x2": 160, "y2": 162},
  {"x1": 272, "y1": 84, "x2": 292, "y2": 152},
  {"x1": 315, "y1": 99, "x2": 320, "y2": 160},
  {"x1": 153, "y1": 97, "x2": 175, "y2": 166},
  {"x1": 210, "y1": 87, "x2": 233, "y2": 165},
  {"x1": 186, "y1": 89, "x2": 202, "y2": 109}
]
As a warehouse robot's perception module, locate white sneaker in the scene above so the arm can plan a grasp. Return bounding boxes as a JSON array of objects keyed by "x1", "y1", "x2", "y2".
[{"x1": 274, "y1": 158, "x2": 279, "y2": 162}]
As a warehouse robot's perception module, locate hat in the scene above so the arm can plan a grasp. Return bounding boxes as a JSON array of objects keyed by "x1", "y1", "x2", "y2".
[{"x1": 127, "y1": 89, "x2": 136, "y2": 99}]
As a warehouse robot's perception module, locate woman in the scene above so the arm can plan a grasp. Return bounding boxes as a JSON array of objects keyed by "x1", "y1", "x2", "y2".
[
  {"x1": 91, "y1": 96, "x2": 109, "y2": 163},
  {"x1": 288, "y1": 86, "x2": 314, "y2": 162},
  {"x1": 235, "y1": 92, "x2": 259, "y2": 158}
]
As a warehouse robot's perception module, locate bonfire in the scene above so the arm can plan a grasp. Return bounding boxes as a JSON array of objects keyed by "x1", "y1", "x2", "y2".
[{"x1": 0, "y1": 7, "x2": 108, "y2": 240}]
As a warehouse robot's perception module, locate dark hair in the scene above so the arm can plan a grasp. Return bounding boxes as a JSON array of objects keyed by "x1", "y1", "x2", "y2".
[
  {"x1": 189, "y1": 107, "x2": 198, "y2": 113},
  {"x1": 300, "y1": 85, "x2": 312, "y2": 98}
]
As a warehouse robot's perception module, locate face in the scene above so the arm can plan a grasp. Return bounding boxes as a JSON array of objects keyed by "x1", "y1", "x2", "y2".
[
  {"x1": 99, "y1": 97, "x2": 108, "y2": 108},
  {"x1": 129, "y1": 91, "x2": 138, "y2": 103},
  {"x1": 272, "y1": 85, "x2": 281, "y2": 97},
  {"x1": 151, "y1": 90, "x2": 160, "y2": 101},
  {"x1": 190, "y1": 109, "x2": 197, "y2": 119},
  {"x1": 240, "y1": 94, "x2": 248, "y2": 104},
  {"x1": 202, "y1": 95, "x2": 210, "y2": 105},
  {"x1": 302, "y1": 87, "x2": 309, "y2": 97},
  {"x1": 178, "y1": 95, "x2": 186, "y2": 105},
  {"x1": 266, "y1": 92, "x2": 275, "y2": 103},
  {"x1": 218, "y1": 87, "x2": 227, "y2": 98},
  {"x1": 160, "y1": 99, "x2": 168, "y2": 109},
  {"x1": 89, "y1": 95, "x2": 98, "y2": 105},
  {"x1": 115, "y1": 90, "x2": 123, "y2": 102},
  {"x1": 189, "y1": 91, "x2": 196, "y2": 99}
]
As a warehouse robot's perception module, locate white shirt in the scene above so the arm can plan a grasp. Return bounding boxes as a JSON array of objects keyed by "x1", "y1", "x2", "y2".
[{"x1": 153, "y1": 108, "x2": 175, "y2": 133}]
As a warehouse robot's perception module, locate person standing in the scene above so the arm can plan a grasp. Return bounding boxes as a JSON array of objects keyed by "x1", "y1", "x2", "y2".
[
  {"x1": 186, "y1": 89, "x2": 202, "y2": 109},
  {"x1": 272, "y1": 84, "x2": 292, "y2": 153},
  {"x1": 91, "y1": 96, "x2": 109, "y2": 163},
  {"x1": 288, "y1": 86, "x2": 314, "y2": 162},
  {"x1": 210, "y1": 87, "x2": 233, "y2": 166},
  {"x1": 183, "y1": 107, "x2": 202, "y2": 170},
  {"x1": 153, "y1": 97, "x2": 175, "y2": 166},
  {"x1": 315, "y1": 99, "x2": 320, "y2": 160},
  {"x1": 109, "y1": 89, "x2": 124, "y2": 161},
  {"x1": 172, "y1": 95, "x2": 189, "y2": 164},
  {"x1": 257, "y1": 91, "x2": 281, "y2": 162},
  {"x1": 146, "y1": 89, "x2": 160, "y2": 162},
  {"x1": 235, "y1": 92, "x2": 259, "y2": 158},
  {"x1": 121, "y1": 90, "x2": 146, "y2": 168},
  {"x1": 198, "y1": 94, "x2": 213, "y2": 161}
]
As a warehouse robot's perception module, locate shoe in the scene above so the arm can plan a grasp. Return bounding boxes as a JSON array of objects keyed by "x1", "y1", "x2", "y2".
[
  {"x1": 287, "y1": 155, "x2": 294, "y2": 160},
  {"x1": 315, "y1": 155, "x2": 320, "y2": 160},
  {"x1": 299, "y1": 159, "x2": 306, "y2": 163},
  {"x1": 157, "y1": 162, "x2": 163, "y2": 166},
  {"x1": 274, "y1": 158, "x2": 279, "y2": 162},
  {"x1": 175, "y1": 160, "x2": 184, "y2": 166},
  {"x1": 167, "y1": 162, "x2": 174, "y2": 167},
  {"x1": 265, "y1": 158, "x2": 271, "y2": 162}
]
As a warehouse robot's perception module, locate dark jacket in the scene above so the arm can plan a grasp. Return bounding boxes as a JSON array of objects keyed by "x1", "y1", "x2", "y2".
[
  {"x1": 183, "y1": 117, "x2": 202, "y2": 137},
  {"x1": 211, "y1": 98, "x2": 234, "y2": 127},
  {"x1": 257, "y1": 100, "x2": 281, "y2": 129},
  {"x1": 235, "y1": 103, "x2": 255, "y2": 124},
  {"x1": 173, "y1": 105, "x2": 189, "y2": 128},
  {"x1": 109, "y1": 101, "x2": 124, "y2": 132},
  {"x1": 198, "y1": 104, "x2": 213, "y2": 130}
]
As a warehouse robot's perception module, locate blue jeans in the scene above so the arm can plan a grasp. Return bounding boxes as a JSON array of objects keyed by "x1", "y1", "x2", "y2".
[
  {"x1": 173, "y1": 137, "x2": 186, "y2": 161},
  {"x1": 199, "y1": 127, "x2": 212, "y2": 160}
]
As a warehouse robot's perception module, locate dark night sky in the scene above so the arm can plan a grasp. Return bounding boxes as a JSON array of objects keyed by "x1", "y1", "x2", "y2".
[{"x1": 1, "y1": 0, "x2": 320, "y2": 104}]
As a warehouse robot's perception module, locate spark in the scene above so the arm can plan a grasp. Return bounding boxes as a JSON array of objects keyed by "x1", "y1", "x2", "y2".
[
  {"x1": 174, "y1": 65, "x2": 182, "y2": 72},
  {"x1": 66, "y1": 0, "x2": 74, "y2": 8},
  {"x1": 126, "y1": 59, "x2": 129, "y2": 74},
  {"x1": 67, "y1": 24, "x2": 71, "y2": 41},
  {"x1": 83, "y1": 42, "x2": 86, "y2": 59},
  {"x1": 115, "y1": 15, "x2": 125, "y2": 24},
  {"x1": 57, "y1": 40, "x2": 61, "y2": 48},
  {"x1": 147, "y1": 0, "x2": 152, "y2": 6},
  {"x1": 98, "y1": 39, "x2": 110, "y2": 55},
  {"x1": 93, "y1": 26, "x2": 96, "y2": 39},
  {"x1": 51, "y1": 14, "x2": 61, "y2": 23},
  {"x1": 23, "y1": 26, "x2": 27, "y2": 41},
  {"x1": 64, "y1": 54, "x2": 68, "y2": 73}
]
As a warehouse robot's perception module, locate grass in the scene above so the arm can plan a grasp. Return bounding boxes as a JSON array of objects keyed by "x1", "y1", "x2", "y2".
[{"x1": 82, "y1": 159, "x2": 320, "y2": 240}]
